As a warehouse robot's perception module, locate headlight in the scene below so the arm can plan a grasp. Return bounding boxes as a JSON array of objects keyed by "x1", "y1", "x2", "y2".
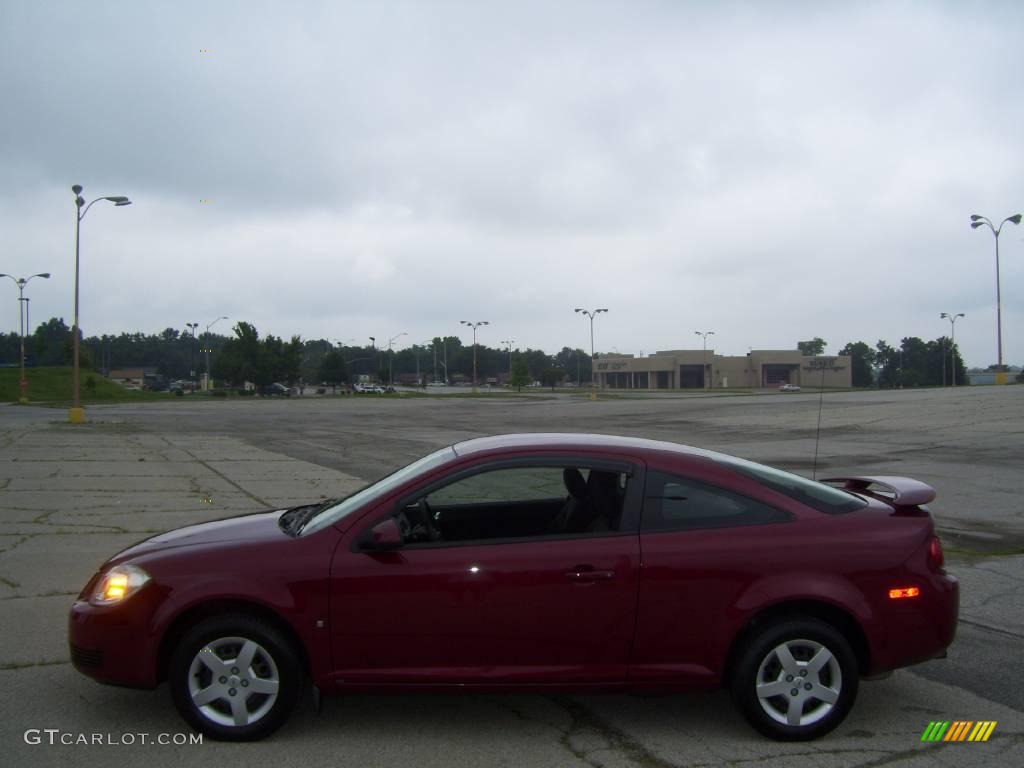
[{"x1": 90, "y1": 564, "x2": 151, "y2": 606}]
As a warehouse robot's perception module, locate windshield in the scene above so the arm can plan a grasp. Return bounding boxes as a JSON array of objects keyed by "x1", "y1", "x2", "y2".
[
  {"x1": 720, "y1": 456, "x2": 867, "y2": 515},
  {"x1": 299, "y1": 446, "x2": 456, "y2": 535}
]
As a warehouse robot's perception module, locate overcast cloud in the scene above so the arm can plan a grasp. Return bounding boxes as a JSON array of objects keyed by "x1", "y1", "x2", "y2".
[{"x1": 1, "y1": 0, "x2": 1022, "y2": 366}]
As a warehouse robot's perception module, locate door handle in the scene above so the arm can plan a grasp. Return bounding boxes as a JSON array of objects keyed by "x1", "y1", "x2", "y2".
[{"x1": 564, "y1": 567, "x2": 616, "y2": 581}]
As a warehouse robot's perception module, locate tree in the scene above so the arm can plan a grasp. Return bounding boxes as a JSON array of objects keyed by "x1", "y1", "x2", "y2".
[
  {"x1": 214, "y1": 322, "x2": 261, "y2": 387},
  {"x1": 318, "y1": 351, "x2": 347, "y2": 393},
  {"x1": 31, "y1": 317, "x2": 73, "y2": 366},
  {"x1": 899, "y1": 337, "x2": 929, "y2": 387},
  {"x1": 875, "y1": 340, "x2": 898, "y2": 388},
  {"x1": 838, "y1": 341, "x2": 875, "y2": 387},
  {"x1": 797, "y1": 338, "x2": 827, "y2": 356},
  {"x1": 554, "y1": 346, "x2": 590, "y2": 385},
  {"x1": 509, "y1": 355, "x2": 530, "y2": 392},
  {"x1": 540, "y1": 367, "x2": 565, "y2": 391}
]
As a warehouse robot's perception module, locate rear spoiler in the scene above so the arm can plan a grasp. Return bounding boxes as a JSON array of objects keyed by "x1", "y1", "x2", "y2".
[{"x1": 820, "y1": 476, "x2": 936, "y2": 507}]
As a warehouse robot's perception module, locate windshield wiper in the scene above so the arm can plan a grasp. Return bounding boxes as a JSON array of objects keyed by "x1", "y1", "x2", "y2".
[
  {"x1": 279, "y1": 499, "x2": 339, "y2": 537},
  {"x1": 293, "y1": 498, "x2": 343, "y2": 535}
]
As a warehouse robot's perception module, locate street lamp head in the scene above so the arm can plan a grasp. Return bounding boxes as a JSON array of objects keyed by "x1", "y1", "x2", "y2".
[
  {"x1": 481, "y1": 321, "x2": 489, "y2": 326},
  {"x1": 1007, "y1": 214, "x2": 1022, "y2": 225},
  {"x1": 36, "y1": 273, "x2": 51, "y2": 279},
  {"x1": 72, "y1": 184, "x2": 83, "y2": 195},
  {"x1": 940, "y1": 312, "x2": 948, "y2": 319},
  {"x1": 596, "y1": 308, "x2": 608, "y2": 314},
  {"x1": 970, "y1": 214, "x2": 983, "y2": 221},
  {"x1": 970, "y1": 221, "x2": 985, "y2": 229},
  {"x1": 574, "y1": 308, "x2": 583, "y2": 313}
]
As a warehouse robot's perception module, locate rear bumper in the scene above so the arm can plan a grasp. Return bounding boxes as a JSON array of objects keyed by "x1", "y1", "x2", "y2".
[{"x1": 870, "y1": 572, "x2": 959, "y2": 675}]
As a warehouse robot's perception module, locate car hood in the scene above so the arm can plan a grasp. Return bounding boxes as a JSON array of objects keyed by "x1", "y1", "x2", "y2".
[{"x1": 109, "y1": 509, "x2": 287, "y2": 563}]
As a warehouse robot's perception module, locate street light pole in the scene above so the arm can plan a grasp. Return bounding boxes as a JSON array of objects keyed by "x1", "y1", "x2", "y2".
[
  {"x1": 574, "y1": 308, "x2": 608, "y2": 400},
  {"x1": 70, "y1": 185, "x2": 131, "y2": 423},
  {"x1": 970, "y1": 213, "x2": 1022, "y2": 383},
  {"x1": 695, "y1": 330, "x2": 715, "y2": 390},
  {"x1": 203, "y1": 316, "x2": 228, "y2": 390},
  {"x1": 940, "y1": 312, "x2": 965, "y2": 387},
  {"x1": 185, "y1": 322, "x2": 198, "y2": 385},
  {"x1": 460, "y1": 320, "x2": 489, "y2": 391},
  {"x1": 1, "y1": 272, "x2": 51, "y2": 404},
  {"x1": 369, "y1": 337, "x2": 376, "y2": 383},
  {"x1": 387, "y1": 332, "x2": 407, "y2": 387},
  {"x1": 500, "y1": 339, "x2": 514, "y2": 379}
]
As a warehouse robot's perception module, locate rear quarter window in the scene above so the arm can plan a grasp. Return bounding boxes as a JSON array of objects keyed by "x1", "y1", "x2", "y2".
[
  {"x1": 721, "y1": 459, "x2": 867, "y2": 514},
  {"x1": 642, "y1": 471, "x2": 791, "y2": 532}
]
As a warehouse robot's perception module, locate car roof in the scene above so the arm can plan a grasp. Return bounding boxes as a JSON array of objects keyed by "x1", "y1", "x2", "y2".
[{"x1": 451, "y1": 433, "x2": 735, "y2": 463}]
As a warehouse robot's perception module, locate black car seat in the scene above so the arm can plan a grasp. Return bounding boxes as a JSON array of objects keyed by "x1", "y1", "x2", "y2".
[
  {"x1": 548, "y1": 468, "x2": 592, "y2": 533},
  {"x1": 583, "y1": 471, "x2": 623, "y2": 532}
]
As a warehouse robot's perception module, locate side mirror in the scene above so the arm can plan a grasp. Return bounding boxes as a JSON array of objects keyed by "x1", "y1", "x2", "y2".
[{"x1": 360, "y1": 517, "x2": 403, "y2": 551}]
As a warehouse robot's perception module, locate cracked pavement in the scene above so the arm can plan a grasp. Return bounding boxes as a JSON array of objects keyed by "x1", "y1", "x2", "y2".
[{"x1": 1, "y1": 386, "x2": 1022, "y2": 767}]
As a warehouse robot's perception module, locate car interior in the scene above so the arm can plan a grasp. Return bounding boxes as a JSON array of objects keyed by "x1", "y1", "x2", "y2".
[{"x1": 397, "y1": 466, "x2": 627, "y2": 544}]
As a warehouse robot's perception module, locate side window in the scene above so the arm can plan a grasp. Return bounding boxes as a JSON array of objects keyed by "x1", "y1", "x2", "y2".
[
  {"x1": 642, "y1": 471, "x2": 789, "y2": 532},
  {"x1": 401, "y1": 464, "x2": 628, "y2": 544},
  {"x1": 428, "y1": 467, "x2": 566, "y2": 505}
]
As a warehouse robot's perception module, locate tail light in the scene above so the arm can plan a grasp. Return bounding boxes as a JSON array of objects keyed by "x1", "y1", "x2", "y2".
[{"x1": 927, "y1": 536, "x2": 944, "y2": 571}]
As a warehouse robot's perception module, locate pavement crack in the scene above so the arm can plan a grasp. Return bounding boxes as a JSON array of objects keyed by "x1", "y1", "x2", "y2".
[
  {"x1": 0, "y1": 590, "x2": 76, "y2": 600},
  {"x1": 549, "y1": 696, "x2": 681, "y2": 768},
  {"x1": 158, "y1": 436, "x2": 270, "y2": 507},
  {"x1": 0, "y1": 659, "x2": 69, "y2": 671},
  {"x1": 0, "y1": 534, "x2": 36, "y2": 557},
  {"x1": 958, "y1": 616, "x2": 1024, "y2": 640}
]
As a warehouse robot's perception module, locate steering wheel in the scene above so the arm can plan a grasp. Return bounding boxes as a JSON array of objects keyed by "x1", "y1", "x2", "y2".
[{"x1": 419, "y1": 498, "x2": 441, "y2": 541}]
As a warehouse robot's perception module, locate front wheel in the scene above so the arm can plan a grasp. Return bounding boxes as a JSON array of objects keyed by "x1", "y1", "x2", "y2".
[
  {"x1": 169, "y1": 614, "x2": 303, "y2": 741},
  {"x1": 730, "y1": 617, "x2": 859, "y2": 740}
]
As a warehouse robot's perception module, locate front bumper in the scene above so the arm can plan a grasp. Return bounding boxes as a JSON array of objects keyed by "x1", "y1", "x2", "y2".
[{"x1": 68, "y1": 593, "x2": 161, "y2": 689}]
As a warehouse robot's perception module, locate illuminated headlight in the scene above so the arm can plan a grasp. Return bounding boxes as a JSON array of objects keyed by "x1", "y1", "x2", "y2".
[{"x1": 90, "y1": 564, "x2": 151, "y2": 606}]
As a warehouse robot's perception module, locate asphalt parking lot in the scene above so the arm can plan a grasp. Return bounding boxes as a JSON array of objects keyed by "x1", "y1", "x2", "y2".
[{"x1": 1, "y1": 386, "x2": 1022, "y2": 767}]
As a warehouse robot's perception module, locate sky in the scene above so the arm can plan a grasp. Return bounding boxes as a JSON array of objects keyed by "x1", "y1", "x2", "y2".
[{"x1": 1, "y1": 0, "x2": 1022, "y2": 367}]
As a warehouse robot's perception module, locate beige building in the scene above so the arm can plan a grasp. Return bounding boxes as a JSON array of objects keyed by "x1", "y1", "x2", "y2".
[{"x1": 594, "y1": 349, "x2": 851, "y2": 390}]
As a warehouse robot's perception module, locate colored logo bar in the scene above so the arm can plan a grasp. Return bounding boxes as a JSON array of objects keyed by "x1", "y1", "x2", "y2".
[{"x1": 921, "y1": 721, "x2": 997, "y2": 742}]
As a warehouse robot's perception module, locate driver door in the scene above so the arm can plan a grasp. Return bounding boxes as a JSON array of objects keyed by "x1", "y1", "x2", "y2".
[{"x1": 327, "y1": 459, "x2": 642, "y2": 686}]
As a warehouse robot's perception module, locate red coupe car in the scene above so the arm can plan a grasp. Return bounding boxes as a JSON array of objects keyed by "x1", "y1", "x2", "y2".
[{"x1": 69, "y1": 433, "x2": 958, "y2": 741}]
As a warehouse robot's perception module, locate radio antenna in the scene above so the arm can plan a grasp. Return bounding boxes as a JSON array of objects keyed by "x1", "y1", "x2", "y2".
[{"x1": 811, "y1": 358, "x2": 830, "y2": 479}]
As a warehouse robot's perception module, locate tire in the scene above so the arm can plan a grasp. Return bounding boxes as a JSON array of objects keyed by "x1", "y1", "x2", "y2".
[
  {"x1": 169, "y1": 614, "x2": 303, "y2": 741},
  {"x1": 730, "y1": 617, "x2": 859, "y2": 741}
]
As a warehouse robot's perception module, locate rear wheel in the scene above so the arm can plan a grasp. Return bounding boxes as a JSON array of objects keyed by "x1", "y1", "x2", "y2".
[
  {"x1": 169, "y1": 614, "x2": 302, "y2": 741},
  {"x1": 730, "y1": 617, "x2": 858, "y2": 740}
]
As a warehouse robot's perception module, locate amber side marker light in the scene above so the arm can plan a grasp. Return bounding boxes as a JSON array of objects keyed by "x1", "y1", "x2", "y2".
[{"x1": 889, "y1": 587, "x2": 921, "y2": 599}]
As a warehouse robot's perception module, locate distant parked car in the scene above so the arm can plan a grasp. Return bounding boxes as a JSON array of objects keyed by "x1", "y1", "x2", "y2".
[
  {"x1": 259, "y1": 383, "x2": 292, "y2": 397},
  {"x1": 779, "y1": 384, "x2": 801, "y2": 393}
]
